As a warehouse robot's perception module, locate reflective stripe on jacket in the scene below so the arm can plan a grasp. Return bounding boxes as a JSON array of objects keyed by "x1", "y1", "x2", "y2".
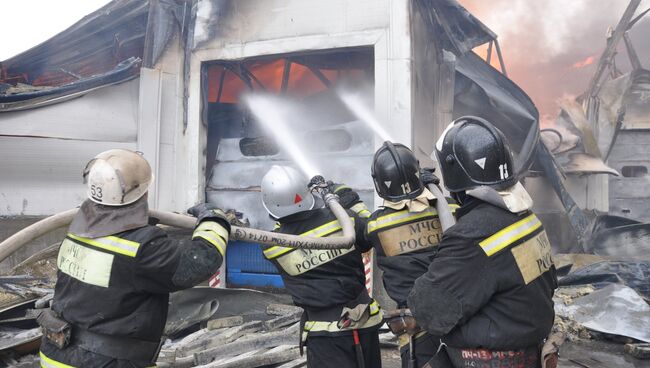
[
  {"x1": 262, "y1": 207, "x2": 371, "y2": 311},
  {"x1": 358, "y1": 199, "x2": 456, "y2": 307},
  {"x1": 408, "y1": 198, "x2": 558, "y2": 350}
]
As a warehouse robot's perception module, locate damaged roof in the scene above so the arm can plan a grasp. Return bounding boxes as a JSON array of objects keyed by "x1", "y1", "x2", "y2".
[
  {"x1": 0, "y1": 0, "x2": 497, "y2": 112},
  {"x1": 0, "y1": 0, "x2": 187, "y2": 112}
]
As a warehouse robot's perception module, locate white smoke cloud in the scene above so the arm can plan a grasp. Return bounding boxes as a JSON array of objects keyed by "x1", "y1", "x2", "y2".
[
  {"x1": 461, "y1": 0, "x2": 650, "y2": 118},
  {"x1": 469, "y1": 0, "x2": 649, "y2": 61}
]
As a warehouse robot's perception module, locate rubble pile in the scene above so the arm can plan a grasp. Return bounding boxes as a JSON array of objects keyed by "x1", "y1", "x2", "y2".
[{"x1": 158, "y1": 304, "x2": 305, "y2": 368}]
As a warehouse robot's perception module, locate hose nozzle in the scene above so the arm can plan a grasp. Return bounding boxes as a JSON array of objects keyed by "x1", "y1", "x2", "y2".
[
  {"x1": 308, "y1": 175, "x2": 328, "y2": 195},
  {"x1": 309, "y1": 175, "x2": 339, "y2": 207}
]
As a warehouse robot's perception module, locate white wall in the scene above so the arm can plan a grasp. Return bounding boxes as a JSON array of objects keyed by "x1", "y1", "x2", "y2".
[
  {"x1": 0, "y1": 79, "x2": 140, "y2": 216},
  {"x1": 182, "y1": 0, "x2": 413, "y2": 211}
]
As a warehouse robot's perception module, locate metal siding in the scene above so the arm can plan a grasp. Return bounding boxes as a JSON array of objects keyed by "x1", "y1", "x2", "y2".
[
  {"x1": 608, "y1": 131, "x2": 650, "y2": 222},
  {"x1": 0, "y1": 79, "x2": 139, "y2": 142},
  {"x1": 0, "y1": 136, "x2": 136, "y2": 216}
]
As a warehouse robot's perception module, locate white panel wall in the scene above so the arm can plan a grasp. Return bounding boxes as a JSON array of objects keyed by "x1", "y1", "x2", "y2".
[{"x1": 0, "y1": 79, "x2": 140, "y2": 216}]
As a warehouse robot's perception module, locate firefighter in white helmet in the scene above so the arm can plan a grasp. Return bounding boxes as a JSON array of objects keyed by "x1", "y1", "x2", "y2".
[
  {"x1": 39, "y1": 149, "x2": 230, "y2": 368},
  {"x1": 259, "y1": 165, "x2": 383, "y2": 368}
]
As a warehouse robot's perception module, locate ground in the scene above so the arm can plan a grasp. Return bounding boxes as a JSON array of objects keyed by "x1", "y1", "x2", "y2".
[{"x1": 381, "y1": 346, "x2": 402, "y2": 368}]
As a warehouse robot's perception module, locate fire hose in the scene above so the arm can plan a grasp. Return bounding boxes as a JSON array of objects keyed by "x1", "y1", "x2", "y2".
[
  {"x1": 427, "y1": 184, "x2": 456, "y2": 231},
  {"x1": 0, "y1": 180, "x2": 453, "y2": 263},
  {"x1": 0, "y1": 177, "x2": 355, "y2": 263}
]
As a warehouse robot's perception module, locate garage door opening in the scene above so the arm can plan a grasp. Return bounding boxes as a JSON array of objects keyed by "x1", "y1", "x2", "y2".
[{"x1": 201, "y1": 47, "x2": 375, "y2": 288}]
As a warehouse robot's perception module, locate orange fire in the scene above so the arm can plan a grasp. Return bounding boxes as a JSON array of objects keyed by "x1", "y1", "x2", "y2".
[{"x1": 572, "y1": 55, "x2": 595, "y2": 68}]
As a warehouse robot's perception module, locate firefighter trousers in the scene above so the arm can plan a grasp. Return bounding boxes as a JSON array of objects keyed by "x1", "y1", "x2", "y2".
[
  {"x1": 305, "y1": 328, "x2": 382, "y2": 368},
  {"x1": 40, "y1": 338, "x2": 155, "y2": 368}
]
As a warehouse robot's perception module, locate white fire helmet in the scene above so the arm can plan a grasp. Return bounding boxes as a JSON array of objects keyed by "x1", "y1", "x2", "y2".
[
  {"x1": 261, "y1": 165, "x2": 315, "y2": 219},
  {"x1": 82, "y1": 149, "x2": 154, "y2": 206}
]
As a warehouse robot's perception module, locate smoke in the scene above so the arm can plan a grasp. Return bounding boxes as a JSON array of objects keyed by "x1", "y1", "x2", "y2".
[{"x1": 460, "y1": 0, "x2": 650, "y2": 120}]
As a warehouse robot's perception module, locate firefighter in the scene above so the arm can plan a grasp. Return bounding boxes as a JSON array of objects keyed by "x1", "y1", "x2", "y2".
[
  {"x1": 407, "y1": 117, "x2": 558, "y2": 368},
  {"x1": 334, "y1": 142, "x2": 455, "y2": 368},
  {"x1": 259, "y1": 165, "x2": 382, "y2": 368},
  {"x1": 39, "y1": 149, "x2": 230, "y2": 368}
]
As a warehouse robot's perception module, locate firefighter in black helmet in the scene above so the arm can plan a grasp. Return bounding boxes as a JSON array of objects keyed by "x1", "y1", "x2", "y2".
[
  {"x1": 335, "y1": 141, "x2": 456, "y2": 368},
  {"x1": 408, "y1": 116, "x2": 558, "y2": 368}
]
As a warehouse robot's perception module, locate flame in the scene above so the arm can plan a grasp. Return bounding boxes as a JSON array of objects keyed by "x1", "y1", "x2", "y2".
[
  {"x1": 572, "y1": 55, "x2": 595, "y2": 68},
  {"x1": 207, "y1": 58, "x2": 362, "y2": 103}
]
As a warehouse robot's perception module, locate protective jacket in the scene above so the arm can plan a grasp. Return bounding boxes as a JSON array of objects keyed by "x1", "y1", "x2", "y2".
[
  {"x1": 263, "y1": 207, "x2": 375, "y2": 316},
  {"x1": 408, "y1": 197, "x2": 558, "y2": 351},
  {"x1": 359, "y1": 199, "x2": 456, "y2": 308},
  {"x1": 262, "y1": 207, "x2": 382, "y2": 367},
  {"x1": 40, "y1": 215, "x2": 228, "y2": 367}
]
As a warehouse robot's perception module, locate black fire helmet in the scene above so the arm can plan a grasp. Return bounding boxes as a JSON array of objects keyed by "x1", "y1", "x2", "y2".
[
  {"x1": 371, "y1": 141, "x2": 424, "y2": 202},
  {"x1": 435, "y1": 116, "x2": 516, "y2": 193}
]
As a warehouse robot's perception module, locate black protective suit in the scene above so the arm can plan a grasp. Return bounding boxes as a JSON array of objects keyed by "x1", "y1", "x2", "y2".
[
  {"x1": 262, "y1": 207, "x2": 382, "y2": 368},
  {"x1": 40, "y1": 202, "x2": 229, "y2": 368},
  {"x1": 352, "y1": 197, "x2": 453, "y2": 368},
  {"x1": 408, "y1": 197, "x2": 557, "y2": 367}
]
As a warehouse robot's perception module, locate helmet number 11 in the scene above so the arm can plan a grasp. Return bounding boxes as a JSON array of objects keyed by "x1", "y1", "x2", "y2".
[{"x1": 499, "y1": 164, "x2": 509, "y2": 180}]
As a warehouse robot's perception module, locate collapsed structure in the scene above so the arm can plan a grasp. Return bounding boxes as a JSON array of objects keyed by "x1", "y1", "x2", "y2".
[
  {"x1": 0, "y1": 0, "x2": 649, "y2": 366},
  {"x1": 0, "y1": 0, "x2": 539, "y2": 297}
]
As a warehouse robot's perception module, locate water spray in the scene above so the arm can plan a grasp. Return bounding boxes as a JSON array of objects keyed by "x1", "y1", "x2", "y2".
[
  {"x1": 244, "y1": 94, "x2": 321, "y2": 179},
  {"x1": 338, "y1": 91, "x2": 394, "y2": 142},
  {"x1": 338, "y1": 91, "x2": 457, "y2": 230}
]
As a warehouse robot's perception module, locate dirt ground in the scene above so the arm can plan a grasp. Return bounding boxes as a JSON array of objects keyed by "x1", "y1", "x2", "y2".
[{"x1": 381, "y1": 346, "x2": 402, "y2": 368}]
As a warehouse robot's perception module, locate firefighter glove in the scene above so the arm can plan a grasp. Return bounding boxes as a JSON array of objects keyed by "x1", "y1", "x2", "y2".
[
  {"x1": 327, "y1": 181, "x2": 361, "y2": 209},
  {"x1": 187, "y1": 203, "x2": 231, "y2": 232},
  {"x1": 420, "y1": 168, "x2": 440, "y2": 186}
]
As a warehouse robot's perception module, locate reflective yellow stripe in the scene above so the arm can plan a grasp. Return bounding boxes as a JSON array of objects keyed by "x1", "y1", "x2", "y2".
[
  {"x1": 274, "y1": 222, "x2": 281, "y2": 230},
  {"x1": 367, "y1": 208, "x2": 438, "y2": 234},
  {"x1": 67, "y1": 233, "x2": 140, "y2": 257},
  {"x1": 479, "y1": 214, "x2": 542, "y2": 256},
  {"x1": 301, "y1": 219, "x2": 344, "y2": 237},
  {"x1": 195, "y1": 221, "x2": 229, "y2": 242},
  {"x1": 398, "y1": 331, "x2": 428, "y2": 348},
  {"x1": 193, "y1": 231, "x2": 226, "y2": 256},
  {"x1": 369, "y1": 300, "x2": 380, "y2": 315},
  {"x1": 262, "y1": 245, "x2": 295, "y2": 259},
  {"x1": 264, "y1": 219, "x2": 351, "y2": 260},
  {"x1": 350, "y1": 203, "x2": 371, "y2": 219},
  {"x1": 40, "y1": 351, "x2": 76, "y2": 368},
  {"x1": 333, "y1": 185, "x2": 351, "y2": 193},
  {"x1": 304, "y1": 304, "x2": 383, "y2": 333},
  {"x1": 448, "y1": 204, "x2": 460, "y2": 212}
]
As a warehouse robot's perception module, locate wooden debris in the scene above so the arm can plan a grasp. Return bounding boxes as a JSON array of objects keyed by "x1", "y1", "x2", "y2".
[
  {"x1": 263, "y1": 308, "x2": 302, "y2": 331},
  {"x1": 266, "y1": 304, "x2": 302, "y2": 316},
  {"x1": 154, "y1": 304, "x2": 307, "y2": 368},
  {"x1": 202, "y1": 345, "x2": 301, "y2": 368},
  {"x1": 206, "y1": 316, "x2": 244, "y2": 330},
  {"x1": 193, "y1": 323, "x2": 299, "y2": 365},
  {"x1": 179, "y1": 321, "x2": 263, "y2": 356},
  {"x1": 624, "y1": 343, "x2": 650, "y2": 359}
]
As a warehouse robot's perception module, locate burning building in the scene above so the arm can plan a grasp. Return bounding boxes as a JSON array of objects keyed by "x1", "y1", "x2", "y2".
[{"x1": 0, "y1": 0, "x2": 540, "y2": 305}]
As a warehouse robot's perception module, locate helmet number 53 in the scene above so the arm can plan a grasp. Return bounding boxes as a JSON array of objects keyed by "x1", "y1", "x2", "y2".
[{"x1": 90, "y1": 185, "x2": 103, "y2": 199}]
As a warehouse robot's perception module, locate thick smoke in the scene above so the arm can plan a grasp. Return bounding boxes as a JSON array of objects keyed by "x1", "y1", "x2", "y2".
[{"x1": 461, "y1": 0, "x2": 650, "y2": 126}]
